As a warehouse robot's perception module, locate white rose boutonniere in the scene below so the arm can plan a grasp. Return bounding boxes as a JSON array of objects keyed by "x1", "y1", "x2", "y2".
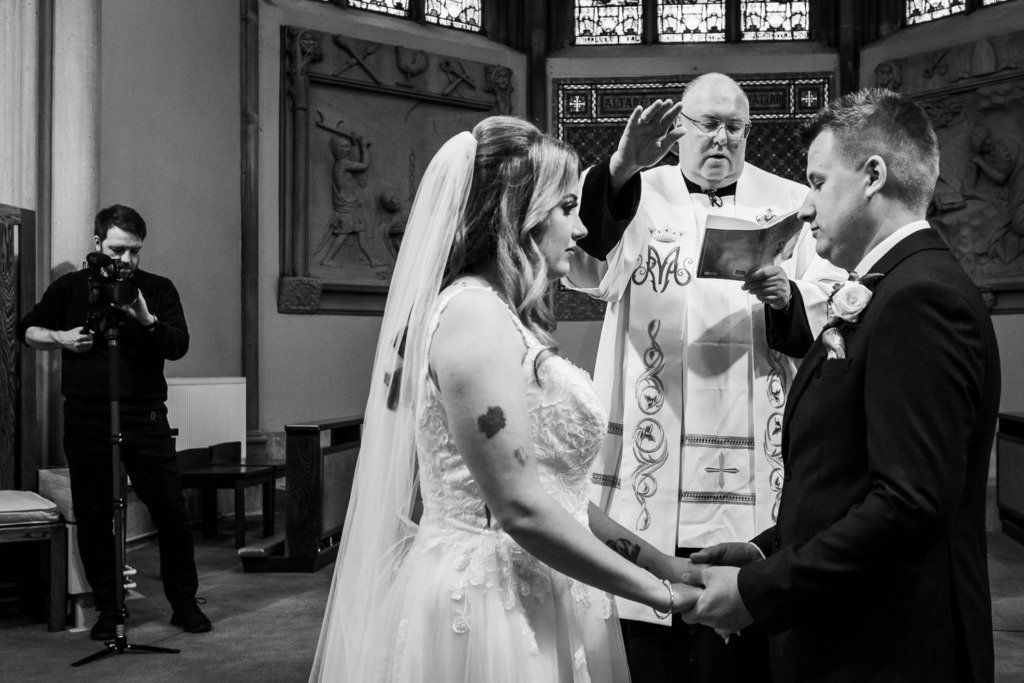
[
  {"x1": 830, "y1": 281, "x2": 873, "y2": 323},
  {"x1": 821, "y1": 272, "x2": 883, "y2": 360}
]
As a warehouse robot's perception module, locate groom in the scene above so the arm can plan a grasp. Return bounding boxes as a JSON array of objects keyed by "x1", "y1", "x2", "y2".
[{"x1": 684, "y1": 89, "x2": 1000, "y2": 682}]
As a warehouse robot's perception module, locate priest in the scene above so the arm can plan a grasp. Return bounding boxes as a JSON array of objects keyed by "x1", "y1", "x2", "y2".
[{"x1": 565, "y1": 73, "x2": 845, "y2": 682}]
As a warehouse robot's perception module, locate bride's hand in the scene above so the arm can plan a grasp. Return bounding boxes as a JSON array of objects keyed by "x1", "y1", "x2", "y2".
[{"x1": 670, "y1": 582, "x2": 702, "y2": 613}]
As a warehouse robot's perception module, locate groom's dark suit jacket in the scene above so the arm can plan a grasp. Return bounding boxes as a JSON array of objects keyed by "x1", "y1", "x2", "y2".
[{"x1": 738, "y1": 228, "x2": 999, "y2": 683}]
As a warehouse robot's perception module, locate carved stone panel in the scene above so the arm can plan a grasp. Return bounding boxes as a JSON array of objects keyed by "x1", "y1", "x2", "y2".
[
  {"x1": 278, "y1": 27, "x2": 514, "y2": 314},
  {"x1": 884, "y1": 31, "x2": 1024, "y2": 305}
]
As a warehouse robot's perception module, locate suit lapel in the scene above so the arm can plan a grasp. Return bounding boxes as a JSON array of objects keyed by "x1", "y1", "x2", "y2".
[
  {"x1": 866, "y1": 228, "x2": 948, "y2": 277},
  {"x1": 780, "y1": 228, "x2": 949, "y2": 442},
  {"x1": 783, "y1": 339, "x2": 826, "y2": 431}
]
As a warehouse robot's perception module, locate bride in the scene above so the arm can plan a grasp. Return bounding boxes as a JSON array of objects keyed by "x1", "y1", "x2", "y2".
[{"x1": 311, "y1": 116, "x2": 699, "y2": 682}]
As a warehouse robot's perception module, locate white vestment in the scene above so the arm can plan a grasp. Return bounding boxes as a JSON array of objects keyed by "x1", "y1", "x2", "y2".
[{"x1": 565, "y1": 161, "x2": 846, "y2": 624}]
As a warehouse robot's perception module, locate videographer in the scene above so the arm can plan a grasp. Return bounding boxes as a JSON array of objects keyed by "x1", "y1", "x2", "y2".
[{"x1": 18, "y1": 204, "x2": 211, "y2": 640}]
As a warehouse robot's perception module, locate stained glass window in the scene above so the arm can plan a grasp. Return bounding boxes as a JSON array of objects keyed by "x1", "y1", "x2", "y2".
[
  {"x1": 575, "y1": 0, "x2": 642, "y2": 45},
  {"x1": 347, "y1": 0, "x2": 409, "y2": 19},
  {"x1": 425, "y1": 0, "x2": 482, "y2": 31},
  {"x1": 741, "y1": 1, "x2": 808, "y2": 40},
  {"x1": 658, "y1": 1, "x2": 726, "y2": 43},
  {"x1": 906, "y1": 0, "x2": 966, "y2": 25}
]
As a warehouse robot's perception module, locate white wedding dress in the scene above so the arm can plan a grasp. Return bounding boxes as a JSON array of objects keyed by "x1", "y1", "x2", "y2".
[{"x1": 363, "y1": 282, "x2": 630, "y2": 682}]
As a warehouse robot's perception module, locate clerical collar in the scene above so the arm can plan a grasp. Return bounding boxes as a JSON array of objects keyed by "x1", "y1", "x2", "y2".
[{"x1": 682, "y1": 175, "x2": 737, "y2": 207}]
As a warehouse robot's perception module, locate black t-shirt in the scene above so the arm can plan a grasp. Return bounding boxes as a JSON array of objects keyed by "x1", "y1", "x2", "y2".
[{"x1": 18, "y1": 268, "x2": 189, "y2": 410}]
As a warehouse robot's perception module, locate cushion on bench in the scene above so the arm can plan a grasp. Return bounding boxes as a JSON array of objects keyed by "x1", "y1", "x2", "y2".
[{"x1": 0, "y1": 490, "x2": 60, "y2": 527}]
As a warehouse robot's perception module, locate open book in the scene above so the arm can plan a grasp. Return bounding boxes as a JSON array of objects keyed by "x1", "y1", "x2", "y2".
[{"x1": 695, "y1": 208, "x2": 805, "y2": 280}]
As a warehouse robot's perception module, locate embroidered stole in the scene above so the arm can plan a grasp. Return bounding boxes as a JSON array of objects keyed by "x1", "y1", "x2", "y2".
[{"x1": 590, "y1": 168, "x2": 796, "y2": 624}]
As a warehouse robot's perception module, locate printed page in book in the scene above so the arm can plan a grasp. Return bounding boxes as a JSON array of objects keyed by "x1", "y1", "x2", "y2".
[{"x1": 696, "y1": 209, "x2": 803, "y2": 280}]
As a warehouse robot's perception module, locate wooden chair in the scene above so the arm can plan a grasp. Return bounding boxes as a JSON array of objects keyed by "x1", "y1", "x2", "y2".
[{"x1": 177, "y1": 446, "x2": 275, "y2": 549}]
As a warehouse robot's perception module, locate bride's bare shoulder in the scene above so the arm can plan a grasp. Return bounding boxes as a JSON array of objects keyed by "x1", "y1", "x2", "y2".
[{"x1": 431, "y1": 284, "x2": 523, "y2": 368}]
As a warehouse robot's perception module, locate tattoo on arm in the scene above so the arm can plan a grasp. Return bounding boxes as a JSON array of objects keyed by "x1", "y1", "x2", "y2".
[
  {"x1": 512, "y1": 447, "x2": 527, "y2": 466},
  {"x1": 477, "y1": 406, "x2": 506, "y2": 439},
  {"x1": 607, "y1": 538, "x2": 641, "y2": 565}
]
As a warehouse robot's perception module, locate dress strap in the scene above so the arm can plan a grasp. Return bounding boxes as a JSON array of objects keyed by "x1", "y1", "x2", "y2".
[{"x1": 423, "y1": 282, "x2": 540, "y2": 370}]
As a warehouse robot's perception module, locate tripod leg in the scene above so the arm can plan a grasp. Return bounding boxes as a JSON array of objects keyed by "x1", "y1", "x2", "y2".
[
  {"x1": 71, "y1": 643, "x2": 118, "y2": 667},
  {"x1": 125, "y1": 643, "x2": 182, "y2": 654}
]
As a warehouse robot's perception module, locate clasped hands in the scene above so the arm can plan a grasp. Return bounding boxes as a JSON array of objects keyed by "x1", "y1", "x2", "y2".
[{"x1": 663, "y1": 542, "x2": 762, "y2": 638}]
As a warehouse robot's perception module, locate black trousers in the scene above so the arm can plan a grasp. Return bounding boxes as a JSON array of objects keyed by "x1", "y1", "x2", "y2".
[
  {"x1": 63, "y1": 406, "x2": 198, "y2": 613},
  {"x1": 620, "y1": 549, "x2": 772, "y2": 683},
  {"x1": 621, "y1": 618, "x2": 772, "y2": 683}
]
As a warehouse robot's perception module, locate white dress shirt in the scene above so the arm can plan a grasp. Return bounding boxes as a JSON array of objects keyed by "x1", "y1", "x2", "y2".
[{"x1": 852, "y1": 220, "x2": 931, "y2": 275}]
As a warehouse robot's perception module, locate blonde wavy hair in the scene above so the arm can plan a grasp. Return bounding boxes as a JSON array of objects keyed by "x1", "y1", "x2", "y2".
[{"x1": 443, "y1": 116, "x2": 579, "y2": 347}]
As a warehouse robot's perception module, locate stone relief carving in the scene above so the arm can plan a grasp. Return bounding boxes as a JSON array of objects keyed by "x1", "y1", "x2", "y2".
[
  {"x1": 485, "y1": 65, "x2": 514, "y2": 115},
  {"x1": 375, "y1": 188, "x2": 407, "y2": 259},
  {"x1": 278, "y1": 28, "x2": 511, "y2": 314},
  {"x1": 439, "y1": 60, "x2": 477, "y2": 96},
  {"x1": 926, "y1": 92, "x2": 1024, "y2": 285},
  {"x1": 924, "y1": 50, "x2": 949, "y2": 80},
  {"x1": 395, "y1": 46, "x2": 428, "y2": 87},
  {"x1": 277, "y1": 276, "x2": 322, "y2": 314},
  {"x1": 880, "y1": 30, "x2": 1024, "y2": 295},
  {"x1": 874, "y1": 60, "x2": 902, "y2": 91},
  {"x1": 333, "y1": 37, "x2": 383, "y2": 83},
  {"x1": 918, "y1": 95, "x2": 968, "y2": 129},
  {"x1": 314, "y1": 134, "x2": 390, "y2": 275},
  {"x1": 286, "y1": 30, "x2": 323, "y2": 112},
  {"x1": 966, "y1": 123, "x2": 1024, "y2": 266}
]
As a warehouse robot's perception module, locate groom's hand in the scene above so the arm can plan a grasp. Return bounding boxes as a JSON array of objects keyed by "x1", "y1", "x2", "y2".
[
  {"x1": 663, "y1": 555, "x2": 706, "y2": 587},
  {"x1": 742, "y1": 265, "x2": 791, "y2": 310},
  {"x1": 690, "y1": 541, "x2": 763, "y2": 567},
  {"x1": 682, "y1": 566, "x2": 754, "y2": 633}
]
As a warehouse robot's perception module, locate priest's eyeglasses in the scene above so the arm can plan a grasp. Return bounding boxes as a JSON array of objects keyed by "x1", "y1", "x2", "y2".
[{"x1": 679, "y1": 113, "x2": 751, "y2": 140}]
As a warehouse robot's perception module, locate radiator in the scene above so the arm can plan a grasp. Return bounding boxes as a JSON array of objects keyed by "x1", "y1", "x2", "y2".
[{"x1": 166, "y1": 377, "x2": 246, "y2": 458}]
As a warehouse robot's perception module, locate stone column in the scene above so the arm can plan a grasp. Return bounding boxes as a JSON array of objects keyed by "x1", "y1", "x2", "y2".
[
  {"x1": 41, "y1": 0, "x2": 100, "y2": 466},
  {"x1": 51, "y1": 0, "x2": 100, "y2": 270},
  {"x1": 0, "y1": 0, "x2": 40, "y2": 210}
]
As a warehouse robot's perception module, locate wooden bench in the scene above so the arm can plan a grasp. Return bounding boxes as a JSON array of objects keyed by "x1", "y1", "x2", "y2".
[{"x1": 239, "y1": 415, "x2": 362, "y2": 572}]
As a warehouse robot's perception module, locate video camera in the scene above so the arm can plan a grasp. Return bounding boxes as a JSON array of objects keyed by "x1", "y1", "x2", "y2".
[{"x1": 84, "y1": 252, "x2": 138, "y2": 335}]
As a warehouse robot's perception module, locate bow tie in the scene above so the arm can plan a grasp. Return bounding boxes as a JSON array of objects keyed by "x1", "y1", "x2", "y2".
[{"x1": 682, "y1": 175, "x2": 737, "y2": 207}]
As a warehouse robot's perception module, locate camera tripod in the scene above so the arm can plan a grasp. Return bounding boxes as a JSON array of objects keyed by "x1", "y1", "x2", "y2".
[{"x1": 72, "y1": 320, "x2": 180, "y2": 667}]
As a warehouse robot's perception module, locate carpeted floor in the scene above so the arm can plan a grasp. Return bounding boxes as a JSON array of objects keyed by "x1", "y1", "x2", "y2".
[
  {"x1": 0, "y1": 514, "x2": 332, "y2": 682},
  {"x1": 2, "y1": 493, "x2": 1023, "y2": 682}
]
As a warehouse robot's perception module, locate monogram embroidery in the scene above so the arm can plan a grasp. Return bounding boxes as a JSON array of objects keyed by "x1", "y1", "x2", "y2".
[{"x1": 631, "y1": 246, "x2": 693, "y2": 293}]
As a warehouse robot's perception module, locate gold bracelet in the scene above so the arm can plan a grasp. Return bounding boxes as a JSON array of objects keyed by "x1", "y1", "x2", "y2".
[{"x1": 652, "y1": 579, "x2": 673, "y2": 620}]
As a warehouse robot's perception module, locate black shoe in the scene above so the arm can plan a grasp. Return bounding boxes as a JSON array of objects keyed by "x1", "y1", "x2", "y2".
[
  {"x1": 90, "y1": 611, "x2": 117, "y2": 641},
  {"x1": 170, "y1": 599, "x2": 212, "y2": 633}
]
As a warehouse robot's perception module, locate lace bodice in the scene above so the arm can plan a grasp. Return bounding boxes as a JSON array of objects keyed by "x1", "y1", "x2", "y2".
[
  {"x1": 357, "y1": 281, "x2": 624, "y2": 677},
  {"x1": 415, "y1": 283, "x2": 607, "y2": 529}
]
